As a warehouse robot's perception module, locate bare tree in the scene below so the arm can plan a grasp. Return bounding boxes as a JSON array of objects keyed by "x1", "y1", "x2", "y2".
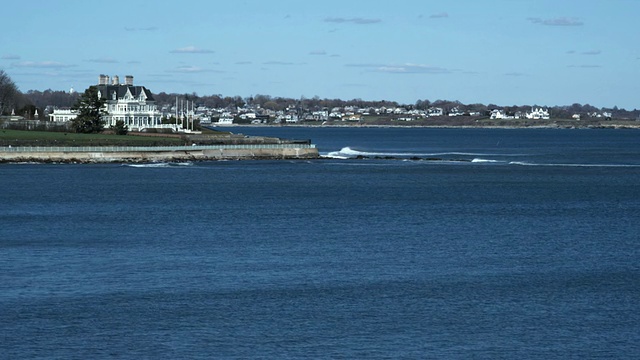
[{"x1": 0, "y1": 70, "x2": 19, "y2": 115}]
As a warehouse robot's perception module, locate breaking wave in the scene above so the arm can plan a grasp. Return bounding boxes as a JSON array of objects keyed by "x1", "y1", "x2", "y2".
[
  {"x1": 125, "y1": 162, "x2": 194, "y2": 168},
  {"x1": 322, "y1": 147, "x2": 640, "y2": 169},
  {"x1": 471, "y1": 158, "x2": 502, "y2": 163},
  {"x1": 324, "y1": 147, "x2": 496, "y2": 159}
]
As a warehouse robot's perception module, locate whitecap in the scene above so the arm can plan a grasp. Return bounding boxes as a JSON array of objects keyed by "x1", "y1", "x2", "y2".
[
  {"x1": 126, "y1": 162, "x2": 194, "y2": 168},
  {"x1": 126, "y1": 163, "x2": 170, "y2": 168},
  {"x1": 471, "y1": 158, "x2": 501, "y2": 163}
]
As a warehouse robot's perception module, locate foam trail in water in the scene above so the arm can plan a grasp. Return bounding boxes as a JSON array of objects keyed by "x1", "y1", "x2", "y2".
[
  {"x1": 126, "y1": 162, "x2": 194, "y2": 168},
  {"x1": 326, "y1": 146, "x2": 504, "y2": 158},
  {"x1": 509, "y1": 161, "x2": 640, "y2": 168}
]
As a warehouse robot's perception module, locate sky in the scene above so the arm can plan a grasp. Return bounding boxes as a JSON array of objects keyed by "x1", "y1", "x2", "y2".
[{"x1": 1, "y1": 0, "x2": 639, "y2": 109}]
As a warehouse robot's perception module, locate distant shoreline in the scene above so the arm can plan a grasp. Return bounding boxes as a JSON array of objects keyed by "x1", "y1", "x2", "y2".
[{"x1": 213, "y1": 122, "x2": 640, "y2": 130}]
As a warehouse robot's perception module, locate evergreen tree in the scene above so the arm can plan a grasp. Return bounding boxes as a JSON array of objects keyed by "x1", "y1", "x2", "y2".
[
  {"x1": 71, "y1": 86, "x2": 106, "y2": 133},
  {"x1": 110, "y1": 119, "x2": 128, "y2": 135}
]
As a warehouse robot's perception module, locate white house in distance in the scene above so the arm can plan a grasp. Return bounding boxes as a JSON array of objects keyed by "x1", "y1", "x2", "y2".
[
  {"x1": 48, "y1": 108, "x2": 77, "y2": 122},
  {"x1": 50, "y1": 74, "x2": 172, "y2": 132},
  {"x1": 526, "y1": 107, "x2": 550, "y2": 120},
  {"x1": 490, "y1": 107, "x2": 551, "y2": 120}
]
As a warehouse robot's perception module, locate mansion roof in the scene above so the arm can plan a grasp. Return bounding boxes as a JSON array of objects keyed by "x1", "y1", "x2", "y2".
[{"x1": 96, "y1": 84, "x2": 155, "y2": 102}]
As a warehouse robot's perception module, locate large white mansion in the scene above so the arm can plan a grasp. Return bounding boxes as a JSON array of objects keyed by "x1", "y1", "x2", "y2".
[{"x1": 49, "y1": 74, "x2": 170, "y2": 131}]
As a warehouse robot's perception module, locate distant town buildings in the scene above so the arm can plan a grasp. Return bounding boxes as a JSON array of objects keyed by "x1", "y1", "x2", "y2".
[
  {"x1": 490, "y1": 107, "x2": 550, "y2": 120},
  {"x1": 40, "y1": 76, "x2": 629, "y2": 127},
  {"x1": 525, "y1": 107, "x2": 550, "y2": 120}
]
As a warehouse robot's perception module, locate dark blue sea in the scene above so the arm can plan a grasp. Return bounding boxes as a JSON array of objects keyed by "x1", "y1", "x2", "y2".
[{"x1": 2, "y1": 127, "x2": 639, "y2": 359}]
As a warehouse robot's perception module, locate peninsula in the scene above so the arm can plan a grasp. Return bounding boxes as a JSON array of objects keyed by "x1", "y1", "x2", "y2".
[{"x1": 0, "y1": 129, "x2": 319, "y2": 163}]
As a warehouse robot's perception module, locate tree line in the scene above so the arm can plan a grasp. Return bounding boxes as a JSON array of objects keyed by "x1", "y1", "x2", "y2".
[
  {"x1": 2, "y1": 70, "x2": 638, "y2": 121},
  {"x1": 35, "y1": 91, "x2": 640, "y2": 120}
]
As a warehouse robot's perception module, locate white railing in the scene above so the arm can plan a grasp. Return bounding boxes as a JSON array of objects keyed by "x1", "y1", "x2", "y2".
[{"x1": 0, "y1": 144, "x2": 316, "y2": 153}]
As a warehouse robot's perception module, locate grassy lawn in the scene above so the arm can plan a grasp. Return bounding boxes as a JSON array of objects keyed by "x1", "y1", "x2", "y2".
[{"x1": 0, "y1": 129, "x2": 185, "y2": 147}]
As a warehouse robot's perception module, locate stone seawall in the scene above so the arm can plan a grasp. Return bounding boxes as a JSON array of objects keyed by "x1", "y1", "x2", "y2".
[{"x1": 0, "y1": 145, "x2": 319, "y2": 163}]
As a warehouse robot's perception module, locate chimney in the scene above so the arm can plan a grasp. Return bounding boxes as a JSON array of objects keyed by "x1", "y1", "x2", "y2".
[
  {"x1": 99, "y1": 74, "x2": 109, "y2": 85},
  {"x1": 125, "y1": 75, "x2": 133, "y2": 86},
  {"x1": 112, "y1": 75, "x2": 120, "y2": 85}
]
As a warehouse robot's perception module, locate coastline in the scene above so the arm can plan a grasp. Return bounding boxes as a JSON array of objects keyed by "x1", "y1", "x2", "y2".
[
  {"x1": 0, "y1": 144, "x2": 319, "y2": 164},
  {"x1": 214, "y1": 122, "x2": 640, "y2": 130},
  {"x1": 3, "y1": 122, "x2": 638, "y2": 164}
]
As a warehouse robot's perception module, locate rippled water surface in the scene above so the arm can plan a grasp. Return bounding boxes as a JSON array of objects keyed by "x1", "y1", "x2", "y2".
[{"x1": 2, "y1": 128, "x2": 639, "y2": 358}]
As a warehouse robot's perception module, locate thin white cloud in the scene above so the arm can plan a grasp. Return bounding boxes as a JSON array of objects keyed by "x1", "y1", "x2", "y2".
[
  {"x1": 378, "y1": 64, "x2": 450, "y2": 74},
  {"x1": 170, "y1": 46, "x2": 215, "y2": 54},
  {"x1": 86, "y1": 57, "x2": 119, "y2": 63},
  {"x1": 11, "y1": 61, "x2": 75, "y2": 69},
  {"x1": 324, "y1": 17, "x2": 382, "y2": 25},
  {"x1": 346, "y1": 63, "x2": 386, "y2": 68},
  {"x1": 263, "y1": 61, "x2": 298, "y2": 66},
  {"x1": 430, "y1": 12, "x2": 449, "y2": 19},
  {"x1": 235, "y1": 61, "x2": 252, "y2": 65},
  {"x1": 2, "y1": 54, "x2": 21, "y2": 60},
  {"x1": 347, "y1": 63, "x2": 451, "y2": 74},
  {"x1": 170, "y1": 65, "x2": 211, "y2": 73},
  {"x1": 527, "y1": 17, "x2": 584, "y2": 26},
  {"x1": 568, "y1": 64, "x2": 602, "y2": 68},
  {"x1": 568, "y1": 50, "x2": 601, "y2": 56},
  {"x1": 309, "y1": 50, "x2": 327, "y2": 56},
  {"x1": 505, "y1": 72, "x2": 526, "y2": 77}
]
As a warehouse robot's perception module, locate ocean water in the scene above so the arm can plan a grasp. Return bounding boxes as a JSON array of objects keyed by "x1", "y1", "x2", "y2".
[{"x1": 1, "y1": 128, "x2": 639, "y2": 359}]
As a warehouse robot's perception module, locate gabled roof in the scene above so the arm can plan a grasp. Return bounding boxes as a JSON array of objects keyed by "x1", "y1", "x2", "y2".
[{"x1": 96, "y1": 85, "x2": 155, "y2": 101}]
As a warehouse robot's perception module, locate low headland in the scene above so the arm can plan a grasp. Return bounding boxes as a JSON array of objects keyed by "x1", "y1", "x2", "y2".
[{"x1": 0, "y1": 128, "x2": 318, "y2": 164}]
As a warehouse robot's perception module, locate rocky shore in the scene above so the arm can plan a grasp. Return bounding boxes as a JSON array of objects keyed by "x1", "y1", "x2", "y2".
[{"x1": 0, "y1": 145, "x2": 319, "y2": 164}]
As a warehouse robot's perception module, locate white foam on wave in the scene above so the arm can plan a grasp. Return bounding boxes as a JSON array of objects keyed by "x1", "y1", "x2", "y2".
[
  {"x1": 126, "y1": 163, "x2": 169, "y2": 168},
  {"x1": 323, "y1": 151, "x2": 350, "y2": 159},
  {"x1": 471, "y1": 158, "x2": 501, "y2": 163},
  {"x1": 327, "y1": 147, "x2": 502, "y2": 158},
  {"x1": 126, "y1": 162, "x2": 194, "y2": 168}
]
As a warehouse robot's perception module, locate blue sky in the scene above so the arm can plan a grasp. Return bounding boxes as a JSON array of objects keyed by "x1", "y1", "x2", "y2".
[{"x1": 1, "y1": 0, "x2": 638, "y2": 109}]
